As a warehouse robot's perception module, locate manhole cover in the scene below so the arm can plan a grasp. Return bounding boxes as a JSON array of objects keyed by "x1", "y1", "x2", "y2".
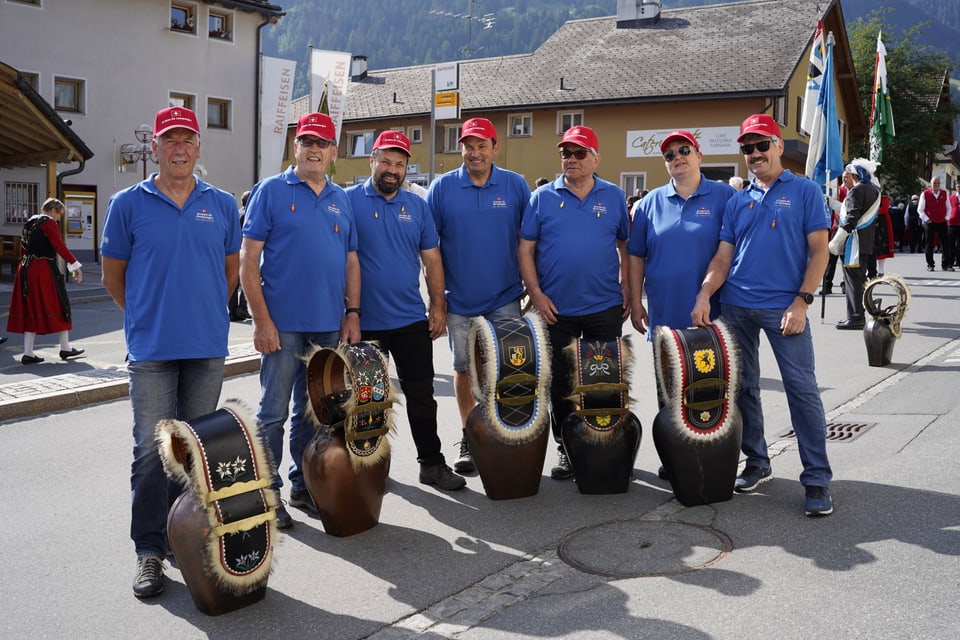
[
  {"x1": 778, "y1": 421, "x2": 877, "y2": 443},
  {"x1": 557, "y1": 520, "x2": 732, "y2": 578}
]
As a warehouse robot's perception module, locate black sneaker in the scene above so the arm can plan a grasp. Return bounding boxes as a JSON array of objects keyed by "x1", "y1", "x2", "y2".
[
  {"x1": 734, "y1": 465, "x2": 772, "y2": 492},
  {"x1": 288, "y1": 488, "x2": 318, "y2": 516},
  {"x1": 550, "y1": 449, "x2": 574, "y2": 480},
  {"x1": 419, "y1": 463, "x2": 467, "y2": 491},
  {"x1": 804, "y1": 485, "x2": 834, "y2": 516},
  {"x1": 275, "y1": 504, "x2": 293, "y2": 530},
  {"x1": 132, "y1": 555, "x2": 164, "y2": 598},
  {"x1": 454, "y1": 439, "x2": 475, "y2": 474}
]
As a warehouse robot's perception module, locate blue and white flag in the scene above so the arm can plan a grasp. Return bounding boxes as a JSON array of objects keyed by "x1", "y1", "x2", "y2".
[{"x1": 805, "y1": 32, "x2": 843, "y2": 187}]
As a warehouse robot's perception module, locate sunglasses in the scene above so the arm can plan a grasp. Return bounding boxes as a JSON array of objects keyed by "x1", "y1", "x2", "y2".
[
  {"x1": 297, "y1": 137, "x2": 334, "y2": 149},
  {"x1": 740, "y1": 140, "x2": 773, "y2": 155},
  {"x1": 663, "y1": 146, "x2": 693, "y2": 162},
  {"x1": 559, "y1": 148, "x2": 590, "y2": 159}
]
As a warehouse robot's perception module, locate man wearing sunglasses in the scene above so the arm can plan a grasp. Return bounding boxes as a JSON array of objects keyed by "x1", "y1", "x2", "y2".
[
  {"x1": 628, "y1": 130, "x2": 735, "y2": 339},
  {"x1": 519, "y1": 125, "x2": 631, "y2": 480},
  {"x1": 691, "y1": 113, "x2": 834, "y2": 517},
  {"x1": 240, "y1": 112, "x2": 361, "y2": 530}
]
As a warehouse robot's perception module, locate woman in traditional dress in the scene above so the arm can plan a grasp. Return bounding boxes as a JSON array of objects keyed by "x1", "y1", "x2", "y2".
[{"x1": 6, "y1": 198, "x2": 84, "y2": 364}]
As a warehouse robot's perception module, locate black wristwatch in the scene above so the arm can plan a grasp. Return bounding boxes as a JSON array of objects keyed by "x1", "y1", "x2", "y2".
[
  {"x1": 797, "y1": 292, "x2": 814, "y2": 304},
  {"x1": 345, "y1": 307, "x2": 361, "y2": 317}
]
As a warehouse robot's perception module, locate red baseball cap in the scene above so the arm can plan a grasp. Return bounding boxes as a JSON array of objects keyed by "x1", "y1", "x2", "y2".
[
  {"x1": 737, "y1": 113, "x2": 782, "y2": 142},
  {"x1": 296, "y1": 113, "x2": 336, "y2": 141},
  {"x1": 373, "y1": 130, "x2": 411, "y2": 156},
  {"x1": 458, "y1": 117, "x2": 497, "y2": 143},
  {"x1": 558, "y1": 126, "x2": 599, "y2": 154},
  {"x1": 153, "y1": 107, "x2": 200, "y2": 138},
  {"x1": 659, "y1": 130, "x2": 700, "y2": 154}
]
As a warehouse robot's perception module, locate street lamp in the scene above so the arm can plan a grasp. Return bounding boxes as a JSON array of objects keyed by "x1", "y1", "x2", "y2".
[{"x1": 119, "y1": 124, "x2": 156, "y2": 180}]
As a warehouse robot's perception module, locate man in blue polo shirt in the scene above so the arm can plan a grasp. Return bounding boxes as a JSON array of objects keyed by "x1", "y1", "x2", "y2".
[
  {"x1": 346, "y1": 131, "x2": 464, "y2": 491},
  {"x1": 426, "y1": 117, "x2": 529, "y2": 474},
  {"x1": 102, "y1": 106, "x2": 241, "y2": 598},
  {"x1": 628, "y1": 129, "x2": 735, "y2": 339},
  {"x1": 240, "y1": 112, "x2": 361, "y2": 529},
  {"x1": 519, "y1": 125, "x2": 631, "y2": 480},
  {"x1": 691, "y1": 113, "x2": 834, "y2": 517}
]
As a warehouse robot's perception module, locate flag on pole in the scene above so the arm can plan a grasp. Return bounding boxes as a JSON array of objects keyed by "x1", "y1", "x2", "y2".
[
  {"x1": 869, "y1": 31, "x2": 896, "y2": 163},
  {"x1": 800, "y1": 21, "x2": 825, "y2": 135},
  {"x1": 805, "y1": 32, "x2": 844, "y2": 186}
]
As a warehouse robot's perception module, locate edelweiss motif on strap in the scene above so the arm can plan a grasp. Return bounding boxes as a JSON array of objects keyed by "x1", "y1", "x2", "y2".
[{"x1": 156, "y1": 399, "x2": 277, "y2": 594}]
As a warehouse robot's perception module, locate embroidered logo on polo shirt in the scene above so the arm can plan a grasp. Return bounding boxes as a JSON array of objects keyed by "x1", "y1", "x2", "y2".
[
  {"x1": 491, "y1": 196, "x2": 508, "y2": 209},
  {"x1": 195, "y1": 209, "x2": 214, "y2": 222},
  {"x1": 592, "y1": 202, "x2": 608, "y2": 218},
  {"x1": 328, "y1": 202, "x2": 343, "y2": 216},
  {"x1": 774, "y1": 195, "x2": 792, "y2": 209},
  {"x1": 397, "y1": 205, "x2": 412, "y2": 222},
  {"x1": 695, "y1": 206, "x2": 712, "y2": 217}
]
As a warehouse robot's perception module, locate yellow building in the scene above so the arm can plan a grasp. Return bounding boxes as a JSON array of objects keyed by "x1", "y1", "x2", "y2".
[{"x1": 287, "y1": 0, "x2": 865, "y2": 193}]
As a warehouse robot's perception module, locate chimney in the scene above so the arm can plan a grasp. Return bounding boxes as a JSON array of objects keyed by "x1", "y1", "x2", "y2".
[
  {"x1": 616, "y1": 0, "x2": 662, "y2": 29},
  {"x1": 350, "y1": 55, "x2": 368, "y2": 82}
]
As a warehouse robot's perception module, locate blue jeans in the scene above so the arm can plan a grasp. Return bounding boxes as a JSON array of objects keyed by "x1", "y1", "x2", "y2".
[
  {"x1": 258, "y1": 331, "x2": 339, "y2": 492},
  {"x1": 721, "y1": 303, "x2": 832, "y2": 487},
  {"x1": 446, "y1": 299, "x2": 521, "y2": 372},
  {"x1": 128, "y1": 358, "x2": 225, "y2": 557}
]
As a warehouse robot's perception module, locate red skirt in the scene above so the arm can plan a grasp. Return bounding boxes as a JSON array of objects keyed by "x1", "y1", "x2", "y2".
[{"x1": 6, "y1": 259, "x2": 72, "y2": 335}]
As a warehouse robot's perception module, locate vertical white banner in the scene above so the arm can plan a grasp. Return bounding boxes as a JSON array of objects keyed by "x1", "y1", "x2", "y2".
[
  {"x1": 310, "y1": 49, "x2": 351, "y2": 143},
  {"x1": 259, "y1": 56, "x2": 297, "y2": 182}
]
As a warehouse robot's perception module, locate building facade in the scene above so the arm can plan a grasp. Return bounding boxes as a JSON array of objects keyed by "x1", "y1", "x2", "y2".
[{"x1": 0, "y1": 0, "x2": 282, "y2": 259}]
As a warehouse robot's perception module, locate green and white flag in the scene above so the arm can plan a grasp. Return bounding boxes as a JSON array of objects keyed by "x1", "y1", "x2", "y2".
[{"x1": 869, "y1": 32, "x2": 895, "y2": 163}]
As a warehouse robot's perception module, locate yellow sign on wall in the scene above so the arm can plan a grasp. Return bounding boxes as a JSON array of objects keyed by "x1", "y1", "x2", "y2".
[{"x1": 434, "y1": 91, "x2": 459, "y2": 120}]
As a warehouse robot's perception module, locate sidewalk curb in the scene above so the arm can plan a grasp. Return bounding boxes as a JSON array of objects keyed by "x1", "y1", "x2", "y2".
[{"x1": 0, "y1": 355, "x2": 260, "y2": 422}]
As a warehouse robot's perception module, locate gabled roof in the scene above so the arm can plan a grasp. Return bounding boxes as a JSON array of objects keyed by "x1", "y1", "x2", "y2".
[
  {"x1": 210, "y1": 0, "x2": 283, "y2": 18},
  {"x1": 0, "y1": 61, "x2": 94, "y2": 169},
  {"x1": 318, "y1": 0, "x2": 863, "y2": 134}
]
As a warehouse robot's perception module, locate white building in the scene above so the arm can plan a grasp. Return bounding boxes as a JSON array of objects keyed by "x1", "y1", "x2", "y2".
[{"x1": 0, "y1": 0, "x2": 283, "y2": 259}]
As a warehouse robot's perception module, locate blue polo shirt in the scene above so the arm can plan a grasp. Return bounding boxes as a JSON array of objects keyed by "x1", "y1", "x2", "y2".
[
  {"x1": 101, "y1": 175, "x2": 240, "y2": 361},
  {"x1": 628, "y1": 175, "x2": 735, "y2": 336},
  {"x1": 720, "y1": 170, "x2": 830, "y2": 309},
  {"x1": 427, "y1": 164, "x2": 528, "y2": 316},
  {"x1": 521, "y1": 176, "x2": 629, "y2": 316},
  {"x1": 243, "y1": 166, "x2": 356, "y2": 332},
  {"x1": 346, "y1": 180, "x2": 438, "y2": 330}
]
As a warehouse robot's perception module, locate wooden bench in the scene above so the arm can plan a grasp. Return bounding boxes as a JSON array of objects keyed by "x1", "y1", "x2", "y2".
[{"x1": 0, "y1": 235, "x2": 22, "y2": 278}]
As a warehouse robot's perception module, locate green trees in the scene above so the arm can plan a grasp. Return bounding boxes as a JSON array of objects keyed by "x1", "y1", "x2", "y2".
[{"x1": 846, "y1": 11, "x2": 959, "y2": 199}]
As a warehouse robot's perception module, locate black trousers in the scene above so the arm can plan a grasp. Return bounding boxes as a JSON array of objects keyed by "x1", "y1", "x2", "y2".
[
  {"x1": 925, "y1": 221, "x2": 951, "y2": 268},
  {"x1": 545, "y1": 305, "x2": 624, "y2": 445},
  {"x1": 841, "y1": 261, "x2": 868, "y2": 321},
  {"x1": 949, "y1": 225, "x2": 960, "y2": 267},
  {"x1": 362, "y1": 320, "x2": 444, "y2": 466}
]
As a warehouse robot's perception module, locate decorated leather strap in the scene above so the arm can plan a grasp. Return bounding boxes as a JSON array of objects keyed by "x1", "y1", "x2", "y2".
[
  {"x1": 468, "y1": 313, "x2": 551, "y2": 443},
  {"x1": 304, "y1": 341, "x2": 395, "y2": 470},
  {"x1": 567, "y1": 337, "x2": 632, "y2": 433},
  {"x1": 654, "y1": 320, "x2": 739, "y2": 440},
  {"x1": 156, "y1": 399, "x2": 276, "y2": 593}
]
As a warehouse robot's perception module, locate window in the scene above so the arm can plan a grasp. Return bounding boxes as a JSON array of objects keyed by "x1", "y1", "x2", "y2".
[
  {"x1": 347, "y1": 131, "x2": 375, "y2": 157},
  {"x1": 444, "y1": 125, "x2": 462, "y2": 153},
  {"x1": 409, "y1": 126, "x2": 423, "y2": 144},
  {"x1": 19, "y1": 72, "x2": 38, "y2": 90},
  {"x1": 171, "y1": 3, "x2": 196, "y2": 34},
  {"x1": 557, "y1": 111, "x2": 583, "y2": 134},
  {"x1": 4, "y1": 182, "x2": 39, "y2": 225},
  {"x1": 169, "y1": 92, "x2": 195, "y2": 111},
  {"x1": 796, "y1": 97, "x2": 805, "y2": 134},
  {"x1": 54, "y1": 77, "x2": 84, "y2": 113},
  {"x1": 621, "y1": 174, "x2": 645, "y2": 200},
  {"x1": 774, "y1": 94, "x2": 787, "y2": 126},
  {"x1": 509, "y1": 113, "x2": 532, "y2": 137},
  {"x1": 208, "y1": 10, "x2": 233, "y2": 41},
  {"x1": 207, "y1": 98, "x2": 230, "y2": 129}
]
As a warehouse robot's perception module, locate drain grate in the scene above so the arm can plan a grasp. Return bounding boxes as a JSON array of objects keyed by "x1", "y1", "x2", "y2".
[{"x1": 777, "y1": 421, "x2": 877, "y2": 443}]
